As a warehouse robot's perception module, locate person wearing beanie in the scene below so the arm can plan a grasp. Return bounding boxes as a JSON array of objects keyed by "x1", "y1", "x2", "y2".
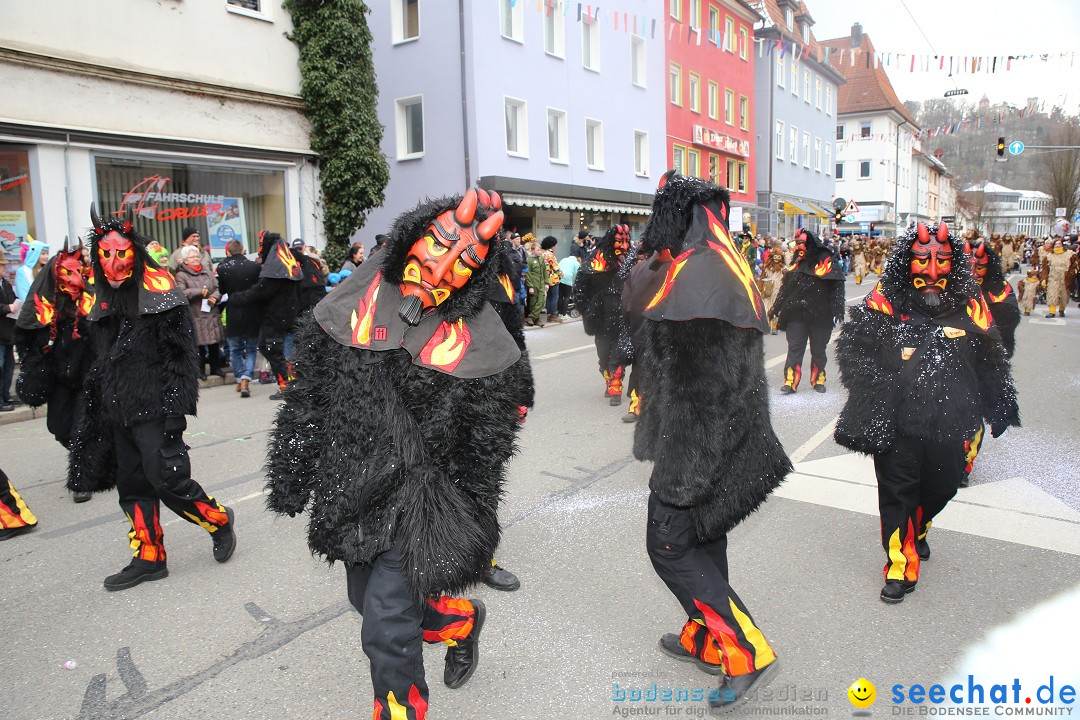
[
  {"x1": 169, "y1": 227, "x2": 213, "y2": 273},
  {"x1": 540, "y1": 236, "x2": 564, "y2": 323}
]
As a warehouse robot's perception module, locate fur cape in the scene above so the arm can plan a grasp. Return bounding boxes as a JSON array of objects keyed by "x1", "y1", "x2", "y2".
[
  {"x1": 574, "y1": 226, "x2": 635, "y2": 364},
  {"x1": 265, "y1": 194, "x2": 529, "y2": 601},
  {"x1": 978, "y1": 243, "x2": 1020, "y2": 358},
  {"x1": 834, "y1": 225, "x2": 1020, "y2": 456},
  {"x1": 633, "y1": 172, "x2": 791, "y2": 541},
  {"x1": 770, "y1": 231, "x2": 845, "y2": 330},
  {"x1": 486, "y1": 241, "x2": 535, "y2": 409}
]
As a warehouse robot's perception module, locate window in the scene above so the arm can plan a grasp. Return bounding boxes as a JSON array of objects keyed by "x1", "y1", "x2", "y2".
[
  {"x1": 689, "y1": 74, "x2": 701, "y2": 113},
  {"x1": 631, "y1": 35, "x2": 647, "y2": 87},
  {"x1": 739, "y1": 27, "x2": 748, "y2": 60},
  {"x1": 739, "y1": 95, "x2": 748, "y2": 130},
  {"x1": 791, "y1": 60, "x2": 799, "y2": 96},
  {"x1": 803, "y1": 69, "x2": 811, "y2": 104},
  {"x1": 825, "y1": 143, "x2": 832, "y2": 175},
  {"x1": 802, "y1": 132, "x2": 810, "y2": 168},
  {"x1": 672, "y1": 144, "x2": 687, "y2": 176},
  {"x1": 582, "y1": 15, "x2": 600, "y2": 71},
  {"x1": 709, "y1": 6, "x2": 720, "y2": 44},
  {"x1": 724, "y1": 89, "x2": 734, "y2": 125},
  {"x1": 724, "y1": 17, "x2": 735, "y2": 52},
  {"x1": 814, "y1": 137, "x2": 821, "y2": 171},
  {"x1": 634, "y1": 131, "x2": 649, "y2": 175},
  {"x1": 785, "y1": 7, "x2": 793, "y2": 29},
  {"x1": 801, "y1": 22, "x2": 809, "y2": 43},
  {"x1": 585, "y1": 119, "x2": 604, "y2": 170},
  {"x1": 391, "y1": 0, "x2": 420, "y2": 43},
  {"x1": 689, "y1": 0, "x2": 701, "y2": 29},
  {"x1": 227, "y1": 0, "x2": 265, "y2": 14},
  {"x1": 775, "y1": 120, "x2": 784, "y2": 160},
  {"x1": 707, "y1": 82, "x2": 719, "y2": 120},
  {"x1": 836, "y1": 124, "x2": 844, "y2": 140},
  {"x1": 669, "y1": 0, "x2": 682, "y2": 21},
  {"x1": 835, "y1": 162, "x2": 844, "y2": 179},
  {"x1": 860, "y1": 121, "x2": 871, "y2": 138},
  {"x1": 776, "y1": 53, "x2": 785, "y2": 88},
  {"x1": 737, "y1": 161, "x2": 747, "y2": 193},
  {"x1": 708, "y1": 153, "x2": 720, "y2": 184},
  {"x1": 395, "y1": 96, "x2": 424, "y2": 159},
  {"x1": 669, "y1": 63, "x2": 682, "y2": 106},
  {"x1": 499, "y1": 0, "x2": 523, "y2": 42},
  {"x1": 815, "y1": 77, "x2": 822, "y2": 109},
  {"x1": 726, "y1": 158, "x2": 737, "y2": 191},
  {"x1": 547, "y1": 108, "x2": 568, "y2": 164},
  {"x1": 0, "y1": 149, "x2": 38, "y2": 244},
  {"x1": 859, "y1": 160, "x2": 871, "y2": 178},
  {"x1": 789, "y1": 125, "x2": 798, "y2": 164},
  {"x1": 688, "y1": 149, "x2": 700, "y2": 178},
  {"x1": 544, "y1": 9, "x2": 564, "y2": 57},
  {"x1": 504, "y1": 97, "x2": 528, "y2": 156},
  {"x1": 826, "y1": 85, "x2": 833, "y2": 116}
]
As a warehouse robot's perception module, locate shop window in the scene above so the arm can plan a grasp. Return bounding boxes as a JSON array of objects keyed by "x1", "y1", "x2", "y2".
[
  {"x1": 93, "y1": 155, "x2": 286, "y2": 258},
  {"x1": 0, "y1": 148, "x2": 37, "y2": 266}
]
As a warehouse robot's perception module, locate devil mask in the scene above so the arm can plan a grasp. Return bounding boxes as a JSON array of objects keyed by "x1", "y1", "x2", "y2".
[
  {"x1": 910, "y1": 223, "x2": 953, "y2": 307},
  {"x1": 613, "y1": 225, "x2": 631, "y2": 257},
  {"x1": 55, "y1": 249, "x2": 87, "y2": 299},
  {"x1": 398, "y1": 188, "x2": 503, "y2": 326},
  {"x1": 966, "y1": 239, "x2": 989, "y2": 284}
]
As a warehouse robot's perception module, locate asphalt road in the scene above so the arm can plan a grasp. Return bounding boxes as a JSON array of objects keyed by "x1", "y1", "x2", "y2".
[{"x1": 2, "y1": 273, "x2": 1078, "y2": 719}]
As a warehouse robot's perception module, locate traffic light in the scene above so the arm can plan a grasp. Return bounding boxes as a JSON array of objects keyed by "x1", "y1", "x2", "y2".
[
  {"x1": 834, "y1": 209, "x2": 843, "y2": 223},
  {"x1": 997, "y1": 137, "x2": 1006, "y2": 157}
]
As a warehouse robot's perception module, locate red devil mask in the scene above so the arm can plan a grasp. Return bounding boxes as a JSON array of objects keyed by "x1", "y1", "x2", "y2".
[
  {"x1": 55, "y1": 251, "x2": 87, "y2": 300},
  {"x1": 398, "y1": 188, "x2": 504, "y2": 325},
  {"x1": 910, "y1": 222, "x2": 953, "y2": 307},
  {"x1": 966, "y1": 239, "x2": 989, "y2": 284},
  {"x1": 98, "y1": 231, "x2": 135, "y2": 288},
  {"x1": 614, "y1": 225, "x2": 631, "y2": 257}
]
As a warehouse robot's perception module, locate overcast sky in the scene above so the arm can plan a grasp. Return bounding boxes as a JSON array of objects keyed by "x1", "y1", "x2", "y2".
[{"x1": 808, "y1": 0, "x2": 1080, "y2": 111}]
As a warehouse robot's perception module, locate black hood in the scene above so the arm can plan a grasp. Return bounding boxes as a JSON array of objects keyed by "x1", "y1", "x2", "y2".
[{"x1": 641, "y1": 170, "x2": 730, "y2": 256}]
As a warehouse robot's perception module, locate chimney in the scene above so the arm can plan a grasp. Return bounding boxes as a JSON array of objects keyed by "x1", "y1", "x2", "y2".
[{"x1": 850, "y1": 22, "x2": 862, "y2": 50}]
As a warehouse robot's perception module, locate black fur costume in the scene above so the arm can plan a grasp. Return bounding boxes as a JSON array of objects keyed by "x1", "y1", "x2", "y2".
[
  {"x1": 265, "y1": 194, "x2": 530, "y2": 601},
  {"x1": 573, "y1": 226, "x2": 634, "y2": 383},
  {"x1": 976, "y1": 242, "x2": 1020, "y2": 358},
  {"x1": 486, "y1": 240, "x2": 535, "y2": 409}
]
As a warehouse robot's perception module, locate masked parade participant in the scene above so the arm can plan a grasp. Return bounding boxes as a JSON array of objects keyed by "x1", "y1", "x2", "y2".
[
  {"x1": 630, "y1": 171, "x2": 791, "y2": 712},
  {"x1": 834, "y1": 222, "x2": 1019, "y2": 604},
  {"x1": 851, "y1": 237, "x2": 869, "y2": 286},
  {"x1": 574, "y1": 224, "x2": 634, "y2": 406},
  {"x1": 15, "y1": 242, "x2": 95, "y2": 503},
  {"x1": 757, "y1": 250, "x2": 785, "y2": 335},
  {"x1": 1017, "y1": 267, "x2": 1040, "y2": 316},
  {"x1": 769, "y1": 229, "x2": 845, "y2": 394},
  {"x1": 266, "y1": 189, "x2": 530, "y2": 719},
  {"x1": 67, "y1": 206, "x2": 236, "y2": 591},
  {"x1": 1041, "y1": 238, "x2": 1077, "y2": 318}
]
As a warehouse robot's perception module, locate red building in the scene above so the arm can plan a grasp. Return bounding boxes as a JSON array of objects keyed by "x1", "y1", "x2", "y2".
[{"x1": 666, "y1": 0, "x2": 761, "y2": 221}]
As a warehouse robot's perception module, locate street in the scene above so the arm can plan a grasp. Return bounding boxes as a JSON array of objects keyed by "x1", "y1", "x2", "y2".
[{"x1": 2, "y1": 273, "x2": 1078, "y2": 719}]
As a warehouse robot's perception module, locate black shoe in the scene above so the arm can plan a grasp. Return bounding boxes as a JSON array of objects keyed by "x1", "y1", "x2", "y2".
[
  {"x1": 213, "y1": 369, "x2": 228, "y2": 379},
  {"x1": 73, "y1": 491, "x2": 92, "y2": 503},
  {"x1": 880, "y1": 580, "x2": 917, "y2": 604},
  {"x1": 269, "y1": 392, "x2": 283, "y2": 400},
  {"x1": 0, "y1": 523, "x2": 36, "y2": 541},
  {"x1": 917, "y1": 537, "x2": 930, "y2": 561},
  {"x1": 212, "y1": 507, "x2": 236, "y2": 563},
  {"x1": 444, "y1": 599, "x2": 485, "y2": 689},
  {"x1": 1060, "y1": 309, "x2": 1066, "y2": 317},
  {"x1": 608, "y1": 394, "x2": 622, "y2": 406},
  {"x1": 780, "y1": 385, "x2": 794, "y2": 395},
  {"x1": 1046, "y1": 313, "x2": 1056, "y2": 318},
  {"x1": 709, "y1": 660, "x2": 779, "y2": 714},
  {"x1": 1024, "y1": 311, "x2": 1031, "y2": 316},
  {"x1": 622, "y1": 411, "x2": 638, "y2": 423},
  {"x1": 770, "y1": 328, "x2": 778, "y2": 335},
  {"x1": 658, "y1": 633, "x2": 725, "y2": 676},
  {"x1": 481, "y1": 563, "x2": 520, "y2": 591},
  {"x1": 813, "y1": 384, "x2": 826, "y2": 394},
  {"x1": 104, "y1": 562, "x2": 168, "y2": 591},
  {"x1": 958, "y1": 472, "x2": 970, "y2": 488},
  {"x1": 0, "y1": 404, "x2": 14, "y2": 412}
]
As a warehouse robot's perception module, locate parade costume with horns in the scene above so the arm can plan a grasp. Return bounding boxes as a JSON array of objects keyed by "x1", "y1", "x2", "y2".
[
  {"x1": 266, "y1": 189, "x2": 530, "y2": 719},
  {"x1": 574, "y1": 224, "x2": 635, "y2": 405},
  {"x1": 770, "y1": 229, "x2": 845, "y2": 394},
  {"x1": 834, "y1": 223, "x2": 1019, "y2": 604},
  {"x1": 67, "y1": 206, "x2": 236, "y2": 591},
  {"x1": 632, "y1": 171, "x2": 791, "y2": 712}
]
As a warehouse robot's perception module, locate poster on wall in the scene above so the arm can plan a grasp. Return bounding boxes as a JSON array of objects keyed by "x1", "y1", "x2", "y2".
[
  {"x1": 207, "y1": 198, "x2": 247, "y2": 254},
  {"x1": 0, "y1": 210, "x2": 29, "y2": 277},
  {"x1": 729, "y1": 206, "x2": 744, "y2": 234}
]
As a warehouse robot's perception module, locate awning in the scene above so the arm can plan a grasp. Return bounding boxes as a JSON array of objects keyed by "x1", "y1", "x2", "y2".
[
  {"x1": 782, "y1": 200, "x2": 812, "y2": 216},
  {"x1": 805, "y1": 202, "x2": 831, "y2": 218},
  {"x1": 501, "y1": 192, "x2": 651, "y2": 216}
]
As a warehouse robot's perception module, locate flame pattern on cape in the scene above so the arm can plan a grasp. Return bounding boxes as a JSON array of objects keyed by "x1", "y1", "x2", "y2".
[
  {"x1": 419, "y1": 319, "x2": 471, "y2": 372},
  {"x1": 78, "y1": 291, "x2": 95, "y2": 317},
  {"x1": 864, "y1": 283, "x2": 895, "y2": 316},
  {"x1": 498, "y1": 273, "x2": 514, "y2": 302},
  {"x1": 33, "y1": 294, "x2": 55, "y2": 326},
  {"x1": 703, "y1": 207, "x2": 764, "y2": 320},
  {"x1": 589, "y1": 253, "x2": 609, "y2": 272},
  {"x1": 277, "y1": 243, "x2": 301, "y2": 279},
  {"x1": 814, "y1": 257, "x2": 834, "y2": 277},
  {"x1": 987, "y1": 285, "x2": 1012, "y2": 304},
  {"x1": 644, "y1": 249, "x2": 694, "y2": 311},
  {"x1": 967, "y1": 296, "x2": 992, "y2": 331},
  {"x1": 142, "y1": 265, "x2": 176, "y2": 293},
  {"x1": 350, "y1": 272, "x2": 381, "y2": 346}
]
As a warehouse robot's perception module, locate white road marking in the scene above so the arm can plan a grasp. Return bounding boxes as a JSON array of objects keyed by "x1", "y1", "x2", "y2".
[
  {"x1": 535, "y1": 344, "x2": 594, "y2": 360},
  {"x1": 788, "y1": 414, "x2": 840, "y2": 463}
]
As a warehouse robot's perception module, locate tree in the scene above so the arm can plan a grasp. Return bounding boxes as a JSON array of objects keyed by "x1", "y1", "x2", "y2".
[
  {"x1": 956, "y1": 183, "x2": 991, "y2": 236},
  {"x1": 285, "y1": 0, "x2": 389, "y2": 267},
  {"x1": 1038, "y1": 122, "x2": 1080, "y2": 225}
]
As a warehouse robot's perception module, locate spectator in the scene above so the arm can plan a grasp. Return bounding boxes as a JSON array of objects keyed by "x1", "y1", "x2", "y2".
[
  {"x1": 14, "y1": 238, "x2": 48, "y2": 301},
  {"x1": 169, "y1": 227, "x2": 212, "y2": 273},
  {"x1": 523, "y1": 240, "x2": 548, "y2": 327},
  {"x1": 368, "y1": 234, "x2": 389, "y2": 257},
  {"x1": 0, "y1": 254, "x2": 19, "y2": 411},
  {"x1": 507, "y1": 231, "x2": 528, "y2": 317},
  {"x1": 175, "y1": 245, "x2": 225, "y2": 380},
  {"x1": 216, "y1": 239, "x2": 262, "y2": 398},
  {"x1": 146, "y1": 238, "x2": 171, "y2": 268},
  {"x1": 540, "y1": 236, "x2": 563, "y2": 323},
  {"x1": 557, "y1": 249, "x2": 581, "y2": 317},
  {"x1": 570, "y1": 229, "x2": 591, "y2": 260},
  {"x1": 305, "y1": 244, "x2": 331, "y2": 279},
  {"x1": 340, "y1": 242, "x2": 365, "y2": 272},
  {"x1": 293, "y1": 240, "x2": 327, "y2": 316}
]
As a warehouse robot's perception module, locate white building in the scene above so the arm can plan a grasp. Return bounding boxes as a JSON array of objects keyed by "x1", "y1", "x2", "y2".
[
  {"x1": 0, "y1": 0, "x2": 320, "y2": 260},
  {"x1": 960, "y1": 182, "x2": 1052, "y2": 237}
]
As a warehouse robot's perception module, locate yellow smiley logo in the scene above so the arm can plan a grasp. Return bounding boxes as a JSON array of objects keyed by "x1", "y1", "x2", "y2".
[{"x1": 848, "y1": 678, "x2": 876, "y2": 709}]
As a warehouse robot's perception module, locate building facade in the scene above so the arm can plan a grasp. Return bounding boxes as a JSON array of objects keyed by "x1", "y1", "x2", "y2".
[
  {"x1": 366, "y1": 0, "x2": 666, "y2": 254},
  {"x1": 959, "y1": 182, "x2": 1051, "y2": 237},
  {"x1": 751, "y1": 0, "x2": 844, "y2": 238},
  {"x1": 0, "y1": 0, "x2": 320, "y2": 262},
  {"x1": 665, "y1": 0, "x2": 760, "y2": 228}
]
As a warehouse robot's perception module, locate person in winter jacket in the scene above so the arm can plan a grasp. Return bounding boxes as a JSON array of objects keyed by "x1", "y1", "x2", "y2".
[
  {"x1": 14, "y1": 238, "x2": 48, "y2": 301},
  {"x1": 216, "y1": 240, "x2": 262, "y2": 398},
  {"x1": 175, "y1": 245, "x2": 225, "y2": 379}
]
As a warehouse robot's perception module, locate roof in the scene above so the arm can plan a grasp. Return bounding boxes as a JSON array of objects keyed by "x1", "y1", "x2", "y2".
[
  {"x1": 751, "y1": 0, "x2": 829, "y2": 67},
  {"x1": 818, "y1": 33, "x2": 917, "y2": 126},
  {"x1": 962, "y1": 182, "x2": 1016, "y2": 194}
]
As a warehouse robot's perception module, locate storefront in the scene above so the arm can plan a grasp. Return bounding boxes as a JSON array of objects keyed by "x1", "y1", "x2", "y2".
[
  {"x1": 0, "y1": 146, "x2": 38, "y2": 268},
  {"x1": 499, "y1": 193, "x2": 651, "y2": 260}
]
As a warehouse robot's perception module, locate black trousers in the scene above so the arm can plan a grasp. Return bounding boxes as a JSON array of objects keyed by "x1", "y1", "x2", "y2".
[
  {"x1": 0, "y1": 343, "x2": 14, "y2": 404},
  {"x1": 198, "y1": 343, "x2": 224, "y2": 374},
  {"x1": 346, "y1": 546, "x2": 477, "y2": 719},
  {"x1": 113, "y1": 419, "x2": 229, "y2": 565},
  {"x1": 873, "y1": 434, "x2": 964, "y2": 583},
  {"x1": 557, "y1": 283, "x2": 573, "y2": 315},
  {"x1": 258, "y1": 329, "x2": 291, "y2": 389},
  {"x1": 46, "y1": 382, "x2": 83, "y2": 448},
  {"x1": 645, "y1": 492, "x2": 776, "y2": 677},
  {"x1": 783, "y1": 319, "x2": 832, "y2": 389}
]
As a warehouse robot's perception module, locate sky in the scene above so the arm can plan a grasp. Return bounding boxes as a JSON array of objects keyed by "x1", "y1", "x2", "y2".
[{"x1": 807, "y1": 0, "x2": 1080, "y2": 112}]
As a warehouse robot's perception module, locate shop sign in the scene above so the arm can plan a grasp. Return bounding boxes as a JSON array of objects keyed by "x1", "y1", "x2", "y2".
[
  {"x1": 692, "y1": 126, "x2": 751, "y2": 157},
  {"x1": 115, "y1": 175, "x2": 227, "y2": 222}
]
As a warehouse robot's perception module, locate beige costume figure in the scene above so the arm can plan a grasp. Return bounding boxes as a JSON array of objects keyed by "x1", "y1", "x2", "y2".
[
  {"x1": 1041, "y1": 240, "x2": 1078, "y2": 317},
  {"x1": 1017, "y1": 268, "x2": 1040, "y2": 315},
  {"x1": 851, "y1": 240, "x2": 868, "y2": 285},
  {"x1": 1000, "y1": 234, "x2": 1016, "y2": 272},
  {"x1": 758, "y1": 252, "x2": 786, "y2": 334}
]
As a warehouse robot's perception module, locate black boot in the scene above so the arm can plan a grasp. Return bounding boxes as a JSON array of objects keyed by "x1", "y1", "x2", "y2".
[
  {"x1": 0, "y1": 523, "x2": 36, "y2": 541},
  {"x1": 917, "y1": 537, "x2": 930, "y2": 561},
  {"x1": 481, "y1": 563, "x2": 520, "y2": 592},
  {"x1": 657, "y1": 633, "x2": 725, "y2": 676},
  {"x1": 73, "y1": 490, "x2": 92, "y2": 503},
  {"x1": 212, "y1": 507, "x2": 237, "y2": 563},
  {"x1": 880, "y1": 580, "x2": 917, "y2": 604},
  {"x1": 104, "y1": 561, "x2": 168, "y2": 591},
  {"x1": 444, "y1": 599, "x2": 485, "y2": 689},
  {"x1": 709, "y1": 661, "x2": 779, "y2": 714}
]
